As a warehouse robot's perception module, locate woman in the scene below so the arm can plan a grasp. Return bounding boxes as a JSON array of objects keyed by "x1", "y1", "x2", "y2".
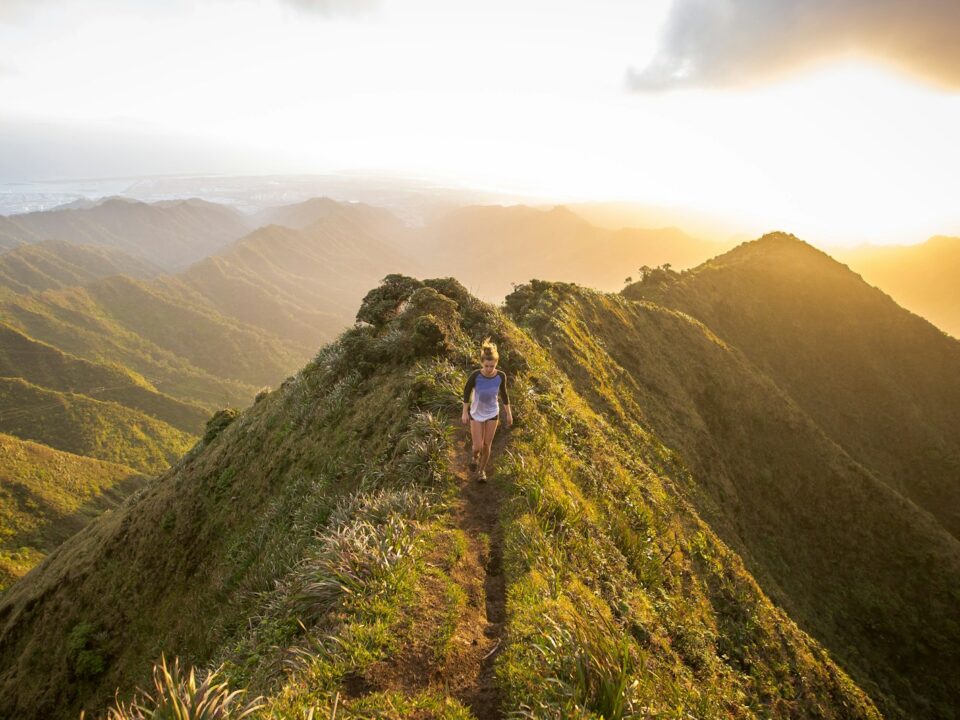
[{"x1": 461, "y1": 337, "x2": 512, "y2": 482}]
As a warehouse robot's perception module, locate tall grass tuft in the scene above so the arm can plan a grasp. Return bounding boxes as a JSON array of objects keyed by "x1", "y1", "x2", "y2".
[{"x1": 102, "y1": 655, "x2": 263, "y2": 719}]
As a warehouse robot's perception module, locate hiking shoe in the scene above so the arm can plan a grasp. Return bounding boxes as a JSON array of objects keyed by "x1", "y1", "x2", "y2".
[
  {"x1": 478, "y1": 470, "x2": 488, "y2": 483},
  {"x1": 469, "y1": 458, "x2": 478, "y2": 472}
]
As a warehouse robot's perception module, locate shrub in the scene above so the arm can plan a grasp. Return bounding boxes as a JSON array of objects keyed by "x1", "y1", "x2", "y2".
[
  {"x1": 203, "y1": 409, "x2": 240, "y2": 445},
  {"x1": 67, "y1": 622, "x2": 106, "y2": 680},
  {"x1": 103, "y1": 655, "x2": 263, "y2": 719},
  {"x1": 356, "y1": 274, "x2": 424, "y2": 327}
]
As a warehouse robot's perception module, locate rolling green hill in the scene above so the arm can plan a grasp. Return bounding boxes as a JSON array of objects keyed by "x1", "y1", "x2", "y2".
[
  {"x1": 0, "y1": 278, "x2": 283, "y2": 409},
  {"x1": 2, "y1": 272, "x2": 955, "y2": 719},
  {"x1": 623, "y1": 232, "x2": 960, "y2": 542},
  {"x1": 0, "y1": 433, "x2": 146, "y2": 591},
  {"x1": 0, "y1": 239, "x2": 159, "y2": 294},
  {"x1": 0, "y1": 378, "x2": 195, "y2": 474},
  {"x1": 6, "y1": 197, "x2": 253, "y2": 270},
  {"x1": 0, "y1": 322, "x2": 208, "y2": 434}
]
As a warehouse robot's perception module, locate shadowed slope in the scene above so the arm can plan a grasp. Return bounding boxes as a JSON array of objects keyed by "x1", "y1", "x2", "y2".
[
  {"x1": 624, "y1": 232, "x2": 960, "y2": 542},
  {"x1": 510, "y1": 278, "x2": 960, "y2": 717}
]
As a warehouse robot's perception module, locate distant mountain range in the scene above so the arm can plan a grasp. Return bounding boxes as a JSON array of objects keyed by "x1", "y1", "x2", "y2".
[
  {"x1": 413, "y1": 204, "x2": 726, "y2": 300},
  {"x1": 835, "y1": 235, "x2": 960, "y2": 339},
  {"x1": 0, "y1": 197, "x2": 253, "y2": 270}
]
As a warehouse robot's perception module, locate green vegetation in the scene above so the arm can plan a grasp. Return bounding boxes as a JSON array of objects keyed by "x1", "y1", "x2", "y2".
[
  {"x1": 510, "y1": 275, "x2": 960, "y2": 718},
  {"x1": 0, "y1": 377, "x2": 194, "y2": 474},
  {"x1": 101, "y1": 656, "x2": 263, "y2": 720},
  {"x1": 0, "y1": 238, "x2": 159, "y2": 294},
  {"x1": 0, "y1": 322, "x2": 208, "y2": 434},
  {"x1": 0, "y1": 433, "x2": 146, "y2": 589},
  {"x1": 0, "y1": 265, "x2": 957, "y2": 720},
  {"x1": 0, "y1": 286, "x2": 263, "y2": 409}
]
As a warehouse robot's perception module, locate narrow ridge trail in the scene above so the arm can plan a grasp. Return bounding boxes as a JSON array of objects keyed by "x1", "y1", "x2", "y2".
[
  {"x1": 352, "y1": 423, "x2": 509, "y2": 719},
  {"x1": 450, "y1": 426, "x2": 509, "y2": 719}
]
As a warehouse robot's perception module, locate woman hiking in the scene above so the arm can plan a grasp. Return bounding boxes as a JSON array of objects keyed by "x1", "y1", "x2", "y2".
[{"x1": 461, "y1": 337, "x2": 513, "y2": 482}]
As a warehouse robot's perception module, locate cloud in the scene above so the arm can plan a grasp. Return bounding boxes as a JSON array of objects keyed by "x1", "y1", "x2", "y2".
[
  {"x1": 280, "y1": 0, "x2": 378, "y2": 18},
  {"x1": 628, "y1": 0, "x2": 960, "y2": 91},
  {"x1": 0, "y1": 0, "x2": 379, "y2": 25}
]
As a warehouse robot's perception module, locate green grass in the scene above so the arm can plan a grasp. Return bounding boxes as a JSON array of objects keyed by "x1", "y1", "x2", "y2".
[
  {"x1": 0, "y1": 377, "x2": 195, "y2": 474},
  {"x1": 0, "y1": 432, "x2": 147, "y2": 590},
  {"x1": 1, "y1": 273, "x2": 935, "y2": 720}
]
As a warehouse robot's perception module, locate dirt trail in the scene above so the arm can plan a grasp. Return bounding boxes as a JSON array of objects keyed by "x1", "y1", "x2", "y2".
[
  {"x1": 450, "y1": 427, "x2": 509, "y2": 719},
  {"x1": 355, "y1": 424, "x2": 509, "y2": 719}
]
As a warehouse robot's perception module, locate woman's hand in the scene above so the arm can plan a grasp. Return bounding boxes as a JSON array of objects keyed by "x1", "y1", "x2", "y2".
[
  {"x1": 506, "y1": 409, "x2": 514, "y2": 427},
  {"x1": 461, "y1": 410, "x2": 469, "y2": 425}
]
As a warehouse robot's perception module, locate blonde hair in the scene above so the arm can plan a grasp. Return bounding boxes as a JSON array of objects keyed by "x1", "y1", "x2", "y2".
[{"x1": 480, "y1": 336, "x2": 499, "y2": 362}]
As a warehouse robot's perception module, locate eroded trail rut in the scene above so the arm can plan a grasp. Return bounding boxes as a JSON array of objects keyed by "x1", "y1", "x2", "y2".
[
  {"x1": 357, "y1": 424, "x2": 509, "y2": 719},
  {"x1": 450, "y1": 428, "x2": 508, "y2": 719}
]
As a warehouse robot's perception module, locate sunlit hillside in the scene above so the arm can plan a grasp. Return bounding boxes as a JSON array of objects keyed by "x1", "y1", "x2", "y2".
[
  {"x1": 2, "y1": 260, "x2": 958, "y2": 719},
  {"x1": 0, "y1": 433, "x2": 146, "y2": 590},
  {"x1": 624, "y1": 232, "x2": 960, "y2": 541},
  {"x1": 836, "y1": 236, "x2": 960, "y2": 339}
]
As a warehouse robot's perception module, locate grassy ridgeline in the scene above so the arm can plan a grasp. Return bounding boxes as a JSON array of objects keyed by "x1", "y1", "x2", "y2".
[
  {"x1": 506, "y1": 278, "x2": 960, "y2": 718},
  {"x1": 0, "y1": 273, "x2": 951, "y2": 719}
]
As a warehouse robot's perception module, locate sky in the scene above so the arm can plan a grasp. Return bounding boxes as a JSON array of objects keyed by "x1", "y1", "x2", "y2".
[{"x1": 1, "y1": 0, "x2": 959, "y2": 245}]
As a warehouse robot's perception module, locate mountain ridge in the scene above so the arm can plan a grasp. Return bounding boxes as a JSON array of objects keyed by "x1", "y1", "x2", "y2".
[{"x1": 2, "y1": 264, "x2": 956, "y2": 718}]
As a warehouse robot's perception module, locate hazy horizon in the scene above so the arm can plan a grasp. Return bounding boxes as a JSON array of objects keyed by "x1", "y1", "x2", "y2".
[{"x1": 3, "y1": 0, "x2": 960, "y2": 247}]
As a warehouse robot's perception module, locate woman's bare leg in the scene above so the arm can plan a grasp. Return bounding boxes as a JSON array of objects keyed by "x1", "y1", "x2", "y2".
[
  {"x1": 479, "y1": 418, "x2": 499, "y2": 474},
  {"x1": 469, "y1": 419, "x2": 484, "y2": 467}
]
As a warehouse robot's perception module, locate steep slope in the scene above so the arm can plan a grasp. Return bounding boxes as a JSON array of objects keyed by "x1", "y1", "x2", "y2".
[
  {"x1": 506, "y1": 279, "x2": 960, "y2": 718},
  {"x1": 0, "y1": 216, "x2": 35, "y2": 251},
  {"x1": 0, "y1": 433, "x2": 146, "y2": 590},
  {"x1": 415, "y1": 204, "x2": 721, "y2": 299},
  {"x1": 835, "y1": 235, "x2": 960, "y2": 338},
  {"x1": 0, "y1": 378, "x2": 194, "y2": 474},
  {"x1": 0, "y1": 322, "x2": 208, "y2": 434},
  {"x1": 0, "y1": 280, "x2": 286, "y2": 408},
  {"x1": 623, "y1": 232, "x2": 960, "y2": 542},
  {"x1": 177, "y1": 210, "x2": 416, "y2": 348},
  {"x1": 0, "y1": 276, "x2": 887, "y2": 720},
  {"x1": 0, "y1": 239, "x2": 159, "y2": 293},
  {"x1": 7, "y1": 197, "x2": 253, "y2": 270}
]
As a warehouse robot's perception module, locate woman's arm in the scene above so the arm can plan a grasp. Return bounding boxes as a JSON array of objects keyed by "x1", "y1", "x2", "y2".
[
  {"x1": 499, "y1": 371, "x2": 513, "y2": 426},
  {"x1": 461, "y1": 370, "x2": 477, "y2": 424}
]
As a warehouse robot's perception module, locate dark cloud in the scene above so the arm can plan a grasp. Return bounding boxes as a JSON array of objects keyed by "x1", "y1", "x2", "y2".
[{"x1": 628, "y1": 0, "x2": 960, "y2": 91}]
